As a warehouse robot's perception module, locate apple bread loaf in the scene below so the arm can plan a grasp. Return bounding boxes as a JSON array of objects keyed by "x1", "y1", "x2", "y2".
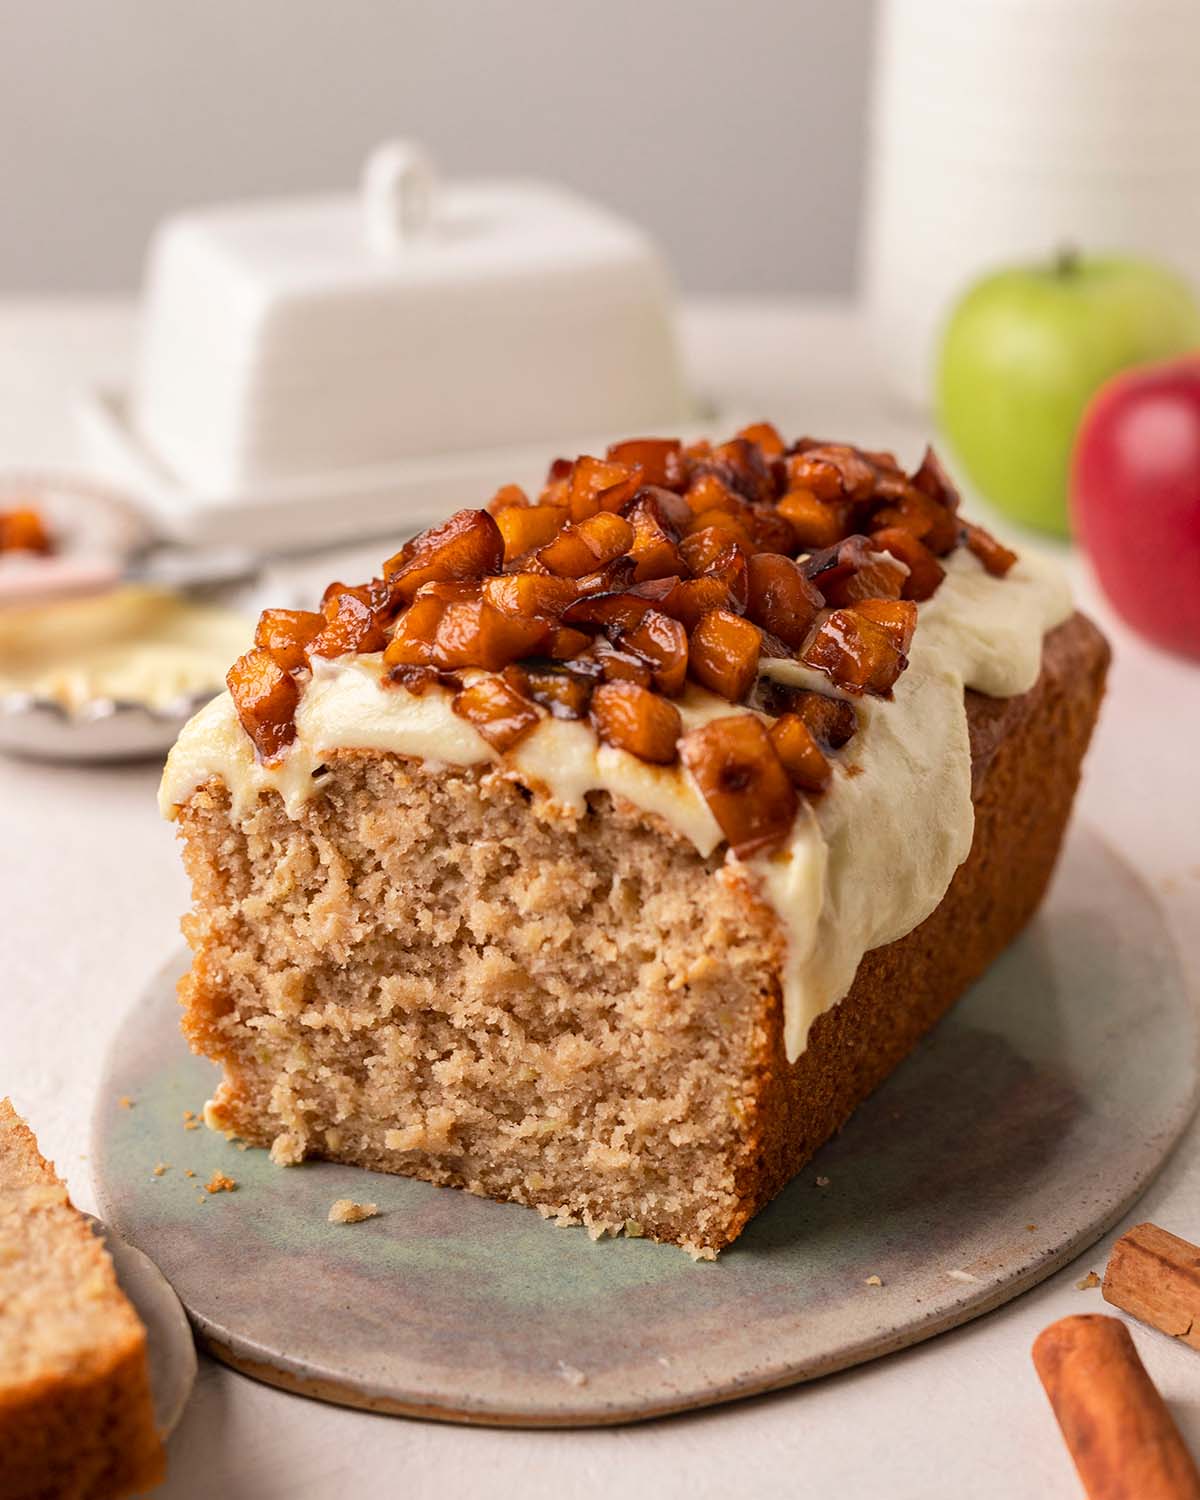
[
  {"x1": 0, "y1": 1101, "x2": 165, "y2": 1499},
  {"x1": 162, "y1": 427, "x2": 1108, "y2": 1255}
]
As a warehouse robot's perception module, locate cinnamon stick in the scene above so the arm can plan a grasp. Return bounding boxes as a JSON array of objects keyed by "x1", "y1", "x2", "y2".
[
  {"x1": 1032, "y1": 1314, "x2": 1200, "y2": 1500},
  {"x1": 1104, "y1": 1223, "x2": 1200, "y2": 1350}
]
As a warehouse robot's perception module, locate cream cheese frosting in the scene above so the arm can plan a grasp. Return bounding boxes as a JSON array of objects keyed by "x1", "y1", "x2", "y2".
[
  {"x1": 159, "y1": 547, "x2": 1072, "y2": 1062},
  {"x1": 1, "y1": 586, "x2": 251, "y2": 714}
]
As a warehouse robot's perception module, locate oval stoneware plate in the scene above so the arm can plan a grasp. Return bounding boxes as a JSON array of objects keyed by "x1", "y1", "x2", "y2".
[{"x1": 91, "y1": 824, "x2": 1198, "y2": 1426}]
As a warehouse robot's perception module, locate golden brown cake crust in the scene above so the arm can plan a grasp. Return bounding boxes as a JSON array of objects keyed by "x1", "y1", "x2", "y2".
[
  {"x1": 0, "y1": 1101, "x2": 165, "y2": 1500},
  {"x1": 727, "y1": 611, "x2": 1110, "y2": 1241},
  {"x1": 173, "y1": 612, "x2": 1107, "y2": 1255}
]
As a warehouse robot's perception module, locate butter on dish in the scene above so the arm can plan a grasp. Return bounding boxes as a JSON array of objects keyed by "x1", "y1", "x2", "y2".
[{"x1": 161, "y1": 427, "x2": 1107, "y2": 1256}]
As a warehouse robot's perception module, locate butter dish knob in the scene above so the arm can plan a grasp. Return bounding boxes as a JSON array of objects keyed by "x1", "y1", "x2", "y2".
[{"x1": 362, "y1": 140, "x2": 436, "y2": 253}]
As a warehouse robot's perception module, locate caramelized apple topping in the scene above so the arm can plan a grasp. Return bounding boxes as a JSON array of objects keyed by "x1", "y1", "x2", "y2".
[
  {"x1": 802, "y1": 535, "x2": 909, "y2": 607},
  {"x1": 679, "y1": 715, "x2": 797, "y2": 857},
  {"x1": 961, "y1": 520, "x2": 1018, "y2": 577},
  {"x1": 537, "y1": 512, "x2": 634, "y2": 578},
  {"x1": 746, "y1": 553, "x2": 823, "y2": 649},
  {"x1": 590, "y1": 681, "x2": 681, "y2": 764},
  {"x1": 769, "y1": 713, "x2": 832, "y2": 793},
  {"x1": 227, "y1": 648, "x2": 299, "y2": 763},
  {"x1": 254, "y1": 608, "x2": 324, "y2": 672},
  {"x1": 566, "y1": 457, "x2": 644, "y2": 521},
  {"x1": 689, "y1": 609, "x2": 762, "y2": 702},
  {"x1": 308, "y1": 586, "x2": 388, "y2": 659},
  {"x1": 0, "y1": 507, "x2": 54, "y2": 554},
  {"x1": 225, "y1": 425, "x2": 1019, "y2": 856},
  {"x1": 606, "y1": 439, "x2": 685, "y2": 490},
  {"x1": 384, "y1": 509, "x2": 504, "y2": 602},
  {"x1": 503, "y1": 661, "x2": 594, "y2": 720},
  {"x1": 452, "y1": 675, "x2": 541, "y2": 752},
  {"x1": 869, "y1": 526, "x2": 946, "y2": 601},
  {"x1": 800, "y1": 607, "x2": 909, "y2": 696}
]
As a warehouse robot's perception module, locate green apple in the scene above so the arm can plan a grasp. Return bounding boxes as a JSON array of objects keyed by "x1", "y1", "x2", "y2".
[{"x1": 936, "y1": 253, "x2": 1200, "y2": 536}]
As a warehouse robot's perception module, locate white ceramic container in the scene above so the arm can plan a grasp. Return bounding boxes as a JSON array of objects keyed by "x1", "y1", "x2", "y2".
[
  {"x1": 861, "y1": 0, "x2": 1200, "y2": 408},
  {"x1": 99, "y1": 142, "x2": 689, "y2": 545}
]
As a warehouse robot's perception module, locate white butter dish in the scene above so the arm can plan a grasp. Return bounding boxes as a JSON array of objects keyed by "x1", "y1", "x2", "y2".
[{"x1": 117, "y1": 142, "x2": 690, "y2": 535}]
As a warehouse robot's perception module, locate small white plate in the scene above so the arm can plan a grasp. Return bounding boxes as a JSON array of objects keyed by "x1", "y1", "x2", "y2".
[{"x1": 87, "y1": 1215, "x2": 197, "y2": 1438}]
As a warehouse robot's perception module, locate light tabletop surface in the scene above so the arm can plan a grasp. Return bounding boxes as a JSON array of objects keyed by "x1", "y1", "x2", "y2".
[{"x1": 2, "y1": 298, "x2": 1198, "y2": 1499}]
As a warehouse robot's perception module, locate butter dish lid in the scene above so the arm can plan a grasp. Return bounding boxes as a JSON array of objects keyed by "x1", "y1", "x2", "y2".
[{"x1": 129, "y1": 142, "x2": 689, "y2": 501}]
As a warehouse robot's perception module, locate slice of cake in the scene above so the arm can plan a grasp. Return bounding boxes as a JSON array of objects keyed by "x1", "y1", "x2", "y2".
[
  {"x1": 161, "y1": 427, "x2": 1109, "y2": 1256},
  {"x1": 0, "y1": 1100, "x2": 165, "y2": 1498}
]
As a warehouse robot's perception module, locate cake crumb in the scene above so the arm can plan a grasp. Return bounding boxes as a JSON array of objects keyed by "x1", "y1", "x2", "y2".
[
  {"x1": 947, "y1": 1269, "x2": 979, "y2": 1283},
  {"x1": 328, "y1": 1199, "x2": 378, "y2": 1225},
  {"x1": 152, "y1": 1163, "x2": 169, "y2": 1177},
  {"x1": 205, "y1": 1171, "x2": 237, "y2": 1194},
  {"x1": 1025, "y1": 1223, "x2": 1038, "y2": 1232},
  {"x1": 184, "y1": 1169, "x2": 195, "y2": 1178},
  {"x1": 182, "y1": 1110, "x2": 195, "y2": 1121},
  {"x1": 556, "y1": 1361, "x2": 587, "y2": 1388},
  {"x1": 623, "y1": 1219, "x2": 644, "y2": 1239},
  {"x1": 118, "y1": 1096, "x2": 133, "y2": 1110},
  {"x1": 1076, "y1": 1271, "x2": 1100, "y2": 1291},
  {"x1": 865, "y1": 1275, "x2": 883, "y2": 1287},
  {"x1": 815, "y1": 1175, "x2": 831, "y2": 1188},
  {"x1": 195, "y1": 1194, "x2": 206, "y2": 1204}
]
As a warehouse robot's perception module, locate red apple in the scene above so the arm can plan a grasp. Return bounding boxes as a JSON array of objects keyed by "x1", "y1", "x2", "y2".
[{"x1": 1071, "y1": 357, "x2": 1200, "y2": 660}]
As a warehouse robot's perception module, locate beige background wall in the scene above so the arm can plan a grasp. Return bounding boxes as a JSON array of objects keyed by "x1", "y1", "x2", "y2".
[{"x1": 0, "y1": 0, "x2": 875, "y2": 294}]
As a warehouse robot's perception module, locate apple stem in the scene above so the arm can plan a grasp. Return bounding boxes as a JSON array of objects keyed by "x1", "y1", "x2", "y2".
[{"x1": 1055, "y1": 245, "x2": 1081, "y2": 278}]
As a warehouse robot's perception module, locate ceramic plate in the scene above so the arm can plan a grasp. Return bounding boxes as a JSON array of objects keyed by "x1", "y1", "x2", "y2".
[{"x1": 91, "y1": 824, "x2": 1197, "y2": 1426}]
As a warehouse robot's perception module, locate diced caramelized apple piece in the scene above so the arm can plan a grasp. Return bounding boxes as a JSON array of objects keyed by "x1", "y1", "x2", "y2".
[
  {"x1": 746, "y1": 553, "x2": 823, "y2": 649},
  {"x1": 680, "y1": 525, "x2": 745, "y2": 576},
  {"x1": 452, "y1": 675, "x2": 540, "y2": 751},
  {"x1": 566, "y1": 456, "x2": 643, "y2": 521},
  {"x1": 537, "y1": 511, "x2": 634, "y2": 578},
  {"x1": 800, "y1": 608, "x2": 908, "y2": 696},
  {"x1": 871, "y1": 486, "x2": 959, "y2": 555},
  {"x1": 254, "y1": 608, "x2": 324, "y2": 671},
  {"x1": 785, "y1": 443, "x2": 877, "y2": 502},
  {"x1": 624, "y1": 483, "x2": 692, "y2": 534},
  {"x1": 596, "y1": 646, "x2": 652, "y2": 687},
  {"x1": 503, "y1": 661, "x2": 594, "y2": 719},
  {"x1": 429, "y1": 598, "x2": 551, "y2": 671},
  {"x1": 679, "y1": 715, "x2": 797, "y2": 857},
  {"x1": 961, "y1": 520, "x2": 1018, "y2": 577},
  {"x1": 777, "y1": 488, "x2": 852, "y2": 549},
  {"x1": 486, "y1": 483, "x2": 529, "y2": 516},
  {"x1": 561, "y1": 588, "x2": 654, "y2": 635},
  {"x1": 384, "y1": 509, "x2": 504, "y2": 602},
  {"x1": 386, "y1": 664, "x2": 439, "y2": 696},
  {"x1": 482, "y1": 572, "x2": 579, "y2": 619},
  {"x1": 605, "y1": 439, "x2": 684, "y2": 491},
  {"x1": 791, "y1": 689, "x2": 858, "y2": 750},
  {"x1": 684, "y1": 471, "x2": 741, "y2": 517},
  {"x1": 852, "y1": 598, "x2": 918, "y2": 655},
  {"x1": 743, "y1": 502, "x2": 798, "y2": 556},
  {"x1": 590, "y1": 680, "x2": 681, "y2": 765},
  {"x1": 870, "y1": 526, "x2": 946, "y2": 601},
  {"x1": 497, "y1": 503, "x2": 567, "y2": 561},
  {"x1": 570, "y1": 556, "x2": 638, "y2": 597},
  {"x1": 625, "y1": 495, "x2": 683, "y2": 582},
  {"x1": 0, "y1": 507, "x2": 53, "y2": 553},
  {"x1": 308, "y1": 587, "x2": 388, "y2": 659},
  {"x1": 614, "y1": 607, "x2": 689, "y2": 696},
  {"x1": 803, "y1": 535, "x2": 908, "y2": 607},
  {"x1": 702, "y1": 438, "x2": 774, "y2": 505},
  {"x1": 910, "y1": 445, "x2": 961, "y2": 512},
  {"x1": 548, "y1": 625, "x2": 592, "y2": 660},
  {"x1": 735, "y1": 421, "x2": 785, "y2": 458},
  {"x1": 769, "y1": 713, "x2": 832, "y2": 793},
  {"x1": 226, "y1": 648, "x2": 298, "y2": 763},
  {"x1": 689, "y1": 609, "x2": 762, "y2": 702},
  {"x1": 654, "y1": 574, "x2": 734, "y2": 632},
  {"x1": 382, "y1": 590, "x2": 454, "y2": 668}
]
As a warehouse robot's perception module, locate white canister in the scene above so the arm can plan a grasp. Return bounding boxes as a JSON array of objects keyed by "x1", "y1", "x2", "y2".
[{"x1": 860, "y1": 0, "x2": 1200, "y2": 409}]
